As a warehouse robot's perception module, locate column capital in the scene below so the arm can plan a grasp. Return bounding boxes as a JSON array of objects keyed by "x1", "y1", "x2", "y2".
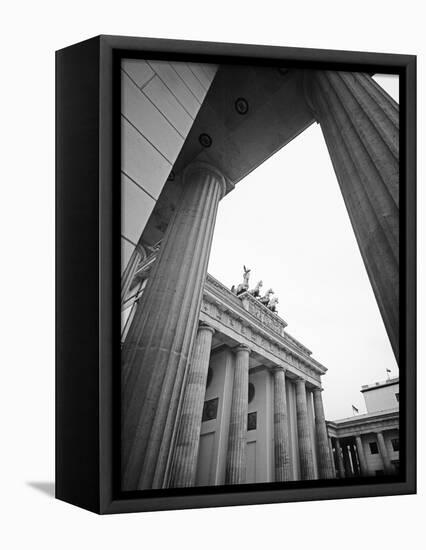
[
  {"x1": 183, "y1": 161, "x2": 229, "y2": 199},
  {"x1": 272, "y1": 365, "x2": 287, "y2": 374},
  {"x1": 312, "y1": 386, "x2": 324, "y2": 393},
  {"x1": 234, "y1": 344, "x2": 251, "y2": 355},
  {"x1": 198, "y1": 322, "x2": 215, "y2": 336}
]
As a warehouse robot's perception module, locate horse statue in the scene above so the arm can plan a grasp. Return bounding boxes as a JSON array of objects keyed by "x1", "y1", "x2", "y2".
[
  {"x1": 250, "y1": 280, "x2": 263, "y2": 298},
  {"x1": 267, "y1": 296, "x2": 279, "y2": 313},
  {"x1": 259, "y1": 288, "x2": 274, "y2": 306},
  {"x1": 235, "y1": 265, "x2": 251, "y2": 295}
]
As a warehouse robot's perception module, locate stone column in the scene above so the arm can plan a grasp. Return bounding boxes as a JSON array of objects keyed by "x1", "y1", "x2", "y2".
[
  {"x1": 121, "y1": 161, "x2": 227, "y2": 491},
  {"x1": 168, "y1": 323, "x2": 215, "y2": 487},
  {"x1": 312, "y1": 388, "x2": 335, "y2": 479},
  {"x1": 355, "y1": 435, "x2": 370, "y2": 476},
  {"x1": 295, "y1": 378, "x2": 316, "y2": 480},
  {"x1": 349, "y1": 442, "x2": 360, "y2": 475},
  {"x1": 225, "y1": 345, "x2": 250, "y2": 484},
  {"x1": 121, "y1": 244, "x2": 145, "y2": 305},
  {"x1": 273, "y1": 367, "x2": 292, "y2": 481},
  {"x1": 334, "y1": 438, "x2": 345, "y2": 478},
  {"x1": 308, "y1": 71, "x2": 399, "y2": 362},
  {"x1": 376, "y1": 431, "x2": 393, "y2": 474},
  {"x1": 342, "y1": 443, "x2": 353, "y2": 477},
  {"x1": 328, "y1": 437, "x2": 336, "y2": 478}
]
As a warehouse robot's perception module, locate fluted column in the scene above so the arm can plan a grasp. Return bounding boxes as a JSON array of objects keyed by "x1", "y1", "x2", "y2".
[
  {"x1": 273, "y1": 367, "x2": 292, "y2": 481},
  {"x1": 355, "y1": 435, "x2": 370, "y2": 476},
  {"x1": 295, "y1": 378, "x2": 316, "y2": 480},
  {"x1": 334, "y1": 438, "x2": 345, "y2": 478},
  {"x1": 121, "y1": 161, "x2": 227, "y2": 491},
  {"x1": 349, "y1": 443, "x2": 360, "y2": 475},
  {"x1": 121, "y1": 244, "x2": 145, "y2": 305},
  {"x1": 168, "y1": 323, "x2": 215, "y2": 487},
  {"x1": 313, "y1": 388, "x2": 335, "y2": 478},
  {"x1": 225, "y1": 345, "x2": 250, "y2": 484},
  {"x1": 308, "y1": 71, "x2": 399, "y2": 362},
  {"x1": 342, "y1": 443, "x2": 353, "y2": 477},
  {"x1": 376, "y1": 431, "x2": 393, "y2": 474},
  {"x1": 328, "y1": 437, "x2": 336, "y2": 478}
]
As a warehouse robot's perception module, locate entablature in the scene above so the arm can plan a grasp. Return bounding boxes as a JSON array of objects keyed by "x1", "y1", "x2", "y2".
[
  {"x1": 206, "y1": 275, "x2": 314, "y2": 356},
  {"x1": 326, "y1": 409, "x2": 399, "y2": 439},
  {"x1": 125, "y1": 252, "x2": 326, "y2": 384},
  {"x1": 202, "y1": 276, "x2": 327, "y2": 385}
]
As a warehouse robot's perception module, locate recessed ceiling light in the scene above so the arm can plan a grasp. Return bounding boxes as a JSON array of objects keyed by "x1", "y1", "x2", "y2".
[
  {"x1": 199, "y1": 133, "x2": 212, "y2": 148},
  {"x1": 235, "y1": 97, "x2": 249, "y2": 115}
]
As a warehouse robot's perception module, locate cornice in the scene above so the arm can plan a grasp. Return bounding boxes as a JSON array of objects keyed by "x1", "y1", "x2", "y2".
[
  {"x1": 205, "y1": 274, "x2": 315, "y2": 359},
  {"x1": 126, "y1": 258, "x2": 326, "y2": 378},
  {"x1": 360, "y1": 379, "x2": 399, "y2": 393},
  {"x1": 329, "y1": 408, "x2": 399, "y2": 425},
  {"x1": 326, "y1": 409, "x2": 399, "y2": 437},
  {"x1": 238, "y1": 290, "x2": 289, "y2": 330},
  {"x1": 202, "y1": 282, "x2": 326, "y2": 379}
]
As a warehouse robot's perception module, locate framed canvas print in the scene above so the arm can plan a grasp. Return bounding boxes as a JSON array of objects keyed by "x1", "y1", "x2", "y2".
[{"x1": 56, "y1": 35, "x2": 416, "y2": 514}]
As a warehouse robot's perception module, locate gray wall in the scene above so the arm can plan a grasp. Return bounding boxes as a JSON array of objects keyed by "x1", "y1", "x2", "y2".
[
  {"x1": 362, "y1": 430, "x2": 399, "y2": 474},
  {"x1": 196, "y1": 348, "x2": 234, "y2": 486},
  {"x1": 121, "y1": 58, "x2": 218, "y2": 272},
  {"x1": 363, "y1": 382, "x2": 399, "y2": 413}
]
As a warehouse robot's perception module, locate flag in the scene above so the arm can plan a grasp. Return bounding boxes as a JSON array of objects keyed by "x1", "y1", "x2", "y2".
[{"x1": 352, "y1": 405, "x2": 359, "y2": 414}]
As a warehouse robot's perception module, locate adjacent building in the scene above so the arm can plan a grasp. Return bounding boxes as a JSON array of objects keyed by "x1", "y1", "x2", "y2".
[{"x1": 327, "y1": 378, "x2": 399, "y2": 478}]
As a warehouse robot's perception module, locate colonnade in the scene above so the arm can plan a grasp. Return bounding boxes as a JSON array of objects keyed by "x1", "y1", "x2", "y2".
[
  {"x1": 330, "y1": 430, "x2": 395, "y2": 478},
  {"x1": 168, "y1": 324, "x2": 335, "y2": 487},
  {"x1": 121, "y1": 71, "x2": 399, "y2": 490}
]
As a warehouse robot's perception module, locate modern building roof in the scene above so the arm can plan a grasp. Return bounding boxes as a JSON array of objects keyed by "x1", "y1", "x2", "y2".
[{"x1": 360, "y1": 376, "x2": 399, "y2": 393}]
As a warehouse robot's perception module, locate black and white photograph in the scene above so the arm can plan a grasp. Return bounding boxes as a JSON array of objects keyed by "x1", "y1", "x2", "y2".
[
  {"x1": 4, "y1": 0, "x2": 423, "y2": 546},
  {"x1": 119, "y1": 58, "x2": 402, "y2": 491}
]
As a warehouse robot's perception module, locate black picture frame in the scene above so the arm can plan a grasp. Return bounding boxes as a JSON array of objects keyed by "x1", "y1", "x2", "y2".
[{"x1": 56, "y1": 35, "x2": 416, "y2": 514}]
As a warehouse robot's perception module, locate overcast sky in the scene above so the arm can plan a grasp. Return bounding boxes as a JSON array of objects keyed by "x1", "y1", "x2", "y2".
[{"x1": 208, "y1": 74, "x2": 399, "y2": 420}]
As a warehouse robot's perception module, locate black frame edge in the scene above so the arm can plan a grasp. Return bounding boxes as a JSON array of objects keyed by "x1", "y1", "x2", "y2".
[
  {"x1": 403, "y1": 54, "x2": 417, "y2": 495},
  {"x1": 55, "y1": 36, "x2": 102, "y2": 514},
  {"x1": 56, "y1": 35, "x2": 417, "y2": 515}
]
